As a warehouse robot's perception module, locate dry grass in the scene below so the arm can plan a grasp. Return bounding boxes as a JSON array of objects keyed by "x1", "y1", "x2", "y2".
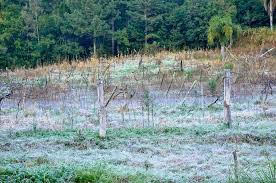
[{"x1": 233, "y1": 27, "x2": 276, "y2": 55}]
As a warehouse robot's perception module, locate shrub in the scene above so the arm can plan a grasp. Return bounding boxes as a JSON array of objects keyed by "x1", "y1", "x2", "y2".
[
  {"x1": 208, "y1": 77, "x2": 218, "y2": 96},
  {"x1": 224, "y1": 62, "x2": 234, "y2": 70}
]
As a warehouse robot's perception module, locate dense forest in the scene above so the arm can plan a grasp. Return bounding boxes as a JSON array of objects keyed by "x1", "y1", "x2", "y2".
[{"x1": 0, "y1": 0, "x2": 274, "y2": 69}]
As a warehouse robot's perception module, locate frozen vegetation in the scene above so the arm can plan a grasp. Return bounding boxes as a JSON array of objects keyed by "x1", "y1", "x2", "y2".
[{"x1": 0, "y1": 55, "x2": 275, "y2": 182}]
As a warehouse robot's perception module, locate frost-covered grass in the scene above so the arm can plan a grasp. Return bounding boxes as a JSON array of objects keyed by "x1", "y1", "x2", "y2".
[
  {"x1": 0, "y1": 86, "x2": 275, "y2": 182},
  {"x1": 0, "y1": 55, "x2": 275, "y2": 182},
  {"x1": 228, "y1": 160, "x2": 276, "y2": 183},
  {"x1": 0, "y1": 164, "x2": 164, "y2": 183},
  {"x1": 0, "y1": 111, "x2": 275, "y2": 182}
]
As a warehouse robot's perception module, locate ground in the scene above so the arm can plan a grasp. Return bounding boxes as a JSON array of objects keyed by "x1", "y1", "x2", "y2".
[{"x1": 0, "y1": 53, "x2": 275, "y2": 182}]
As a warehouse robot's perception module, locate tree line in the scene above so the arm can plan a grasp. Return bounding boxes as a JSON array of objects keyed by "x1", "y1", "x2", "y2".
[{"x1": 0, "y1": 0, "x2": 274, "y2": 69}]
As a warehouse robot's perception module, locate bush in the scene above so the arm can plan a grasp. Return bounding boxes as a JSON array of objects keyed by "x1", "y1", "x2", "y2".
[
  {"x1": 208, "y1": 77, "x2": 218, "y2": 96},
  {"x1": 75, "y1": 166, "x2": 115, "y2": 183},
  {"x1": 224, "y1": 62, "x2": 234, "y2": 70}
]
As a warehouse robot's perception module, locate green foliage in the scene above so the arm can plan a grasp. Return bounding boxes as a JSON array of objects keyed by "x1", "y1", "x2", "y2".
[
  {"x1": 0, "y1": 166, "x2": 75, "y2": 182},
  {"x1": 184, "y1": 68, "x2": 195, "y2": 81},
  {"x1": 0, "y1": 0, "x2": 272, "y2": 69},
  {"x1": 208, "y1": 14, "x2": 241, "y2": 47},
  {"x1": 208, "y1": 77, "x2": 218, "y2": 96},
  {"x1": 75, "y1": 166, "x2": 117, "y2": 183},
  {"x1": 14, "y1": 129, "x2": 76, "y2": 138},
  {"x1": 144, "y1": 41, "x2": 160, "y2": 55},
  {"x1": 75, "y1": 165, "x2": 157, "y2": 183},
  {"x1": 224, "y1": 62, "x2": 234, "y2": 70},
  {"x1": 234, "y1": 0, "x2": 271, "y2": 27},
  {"x1": 0, "y1": 165, "x2": 159, "y2": 183}
]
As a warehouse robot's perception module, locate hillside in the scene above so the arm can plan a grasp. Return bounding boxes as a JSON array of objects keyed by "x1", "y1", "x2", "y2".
[{"x1": 0, "y1": 0, "x2": 276, "y2": 182}]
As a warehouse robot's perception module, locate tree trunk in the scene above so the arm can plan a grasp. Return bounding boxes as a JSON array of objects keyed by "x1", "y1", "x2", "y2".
[
  {"x1": 93, "y1": 37, "x2": 97, "y2": 57},
  {"x1": 233, "y1": 151, "x2": 239, "y2": 182},
  {"x1": 111, "y1": 18, "x2": 115, "y2": 56},
  {"x1": 144, "y1": 9, "x2": 148, "y2": 49},
  {"x1": 221, "y1": 45, "x2": 226, "y2": 61},
  {"x1": 270, "y1": 0, "x2": 273, "y2": 31},
  {"x1": 35, "y1": 12, "x2": 39, "y2": 43},
  {"x1": 93, "y1": 28, "x2": 97, "y2": 57},
  {"x1": 117, "y1": 44, "x2": 120, "y2": 56}
]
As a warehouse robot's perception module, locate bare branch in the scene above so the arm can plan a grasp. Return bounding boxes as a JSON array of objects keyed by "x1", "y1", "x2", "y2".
[
  {"x1": 105, "y1": 86, "x2": 118, "y2": 107},
  {"x1": 259, "y1": 47, "x2": 275, "y2": 59},
  {"x1": 208, "y1": 96, "x2": 220, "y2": 108},
  {"x1": 182, "y1": 80, "x2": 198, "y2": 104}
]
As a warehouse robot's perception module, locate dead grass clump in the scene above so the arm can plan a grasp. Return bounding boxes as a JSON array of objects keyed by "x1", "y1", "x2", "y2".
[{"x1": 216, "y1": 134, "x2": 276, "y2": 146}]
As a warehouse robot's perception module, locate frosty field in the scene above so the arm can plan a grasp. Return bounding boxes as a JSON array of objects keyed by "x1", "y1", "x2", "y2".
[{"x1": 0, "y1": 54, "x2": 275, "y2": 182}]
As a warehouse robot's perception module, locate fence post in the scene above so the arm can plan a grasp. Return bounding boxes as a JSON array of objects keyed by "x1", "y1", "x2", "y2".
[
  {"x1": 233, "y1": 150, "x2": 239, "y2": 182},
  {"x1": 98, "y1": 79, "x2": 106, "y2": 138},
  {"x1": 224, "y1": 69, "x2": 232, "y2": 128},
  {"x1": 97, "y1": 59, "x2": 107, "y2": 138}
]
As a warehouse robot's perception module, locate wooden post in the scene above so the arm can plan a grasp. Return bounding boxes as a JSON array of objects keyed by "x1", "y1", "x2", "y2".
[
  {"x1": 166, "y1": 77, "x2": 174, "y2": 97},
  {"x1": 233, "y1": 150, "x2": 239, "y2": 182},
  {"x1": 151, "y1": 103, "x2": 154, "y2": 127},
  {"x1": 142, "y1": 105, "x2": 145, "y2": 128},
  {"x1": 97, "y1": 59, "x2": 106, "y2": 138},
  {"x1": 160, "y1": 73, "x2": 166, "y2": 89},
  {"x1": 200, "y1": 70, "x2": 204, "y2": 111},
  {"x1": 224, "y1": 69, "x2": 232, "y2": 128},
  {"x1": 97, "y1": 79, "x2": 106, "y2": 138}
]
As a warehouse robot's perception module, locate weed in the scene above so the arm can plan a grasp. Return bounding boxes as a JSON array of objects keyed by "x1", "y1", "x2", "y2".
[
  {"x1": 75, "y1": 165, "x2": 116, "y2": 183},
  {"x1": 208, "y1": 77, "x2": 218, "y2": 96},
  {"x1": 183, "y1": 67, "x2": 195, "y2": 81},
  {"x1": 224, "y1": 62, "x2": 234, "y2": 70},
  {"x1": 228, "y1": 161, "x2": 276, "y2": 183}
]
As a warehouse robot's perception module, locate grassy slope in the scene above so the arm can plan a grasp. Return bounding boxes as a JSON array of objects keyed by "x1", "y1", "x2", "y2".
[
  {"x1": 0, "y1": 28, "x2": 275, "y2": 183},
  {"x1": 234, "y1": 28, "x2": 276, "y2": 54}
]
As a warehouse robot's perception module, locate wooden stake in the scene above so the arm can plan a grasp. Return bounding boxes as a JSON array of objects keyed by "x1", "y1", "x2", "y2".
[
  {"x1": 233, "y1": 150, "x2": 239, "y2": 182},
  {"x1": 166, "y1": 76, "x2": 174, "y2": 97},
  {"x1": 160, "y1": 73, "x2": 166, "y2": 89},
  {"x1": 98, "y1": 79, "x2": 106, "y2": 138},
  {"x1": 224, "y1": 69, "x2": 232, "y2": 128},
  {"x1": 200, "y1": 70, "x2": 204, "y2": 111},
  {"x1": 97, "y1": 59, "x2": 106, "y2": 138}
]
